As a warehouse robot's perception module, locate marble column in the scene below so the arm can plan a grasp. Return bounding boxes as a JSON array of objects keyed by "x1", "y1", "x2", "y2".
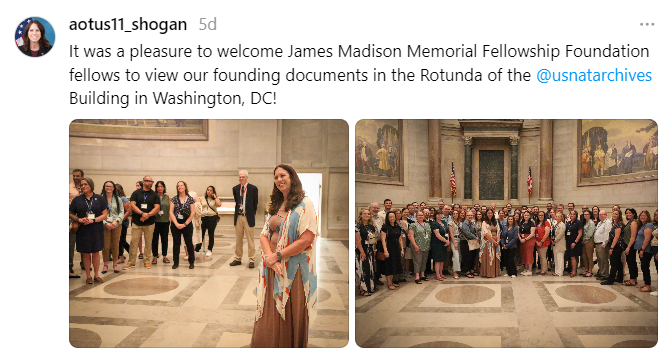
[
  {"x1": 539, "y1": 120, "x2": 553, "y2": 201},
  {"x1": 510, "y1": 136, "x2": 519, "y2": 200},
  {"x1": 463, "y1": 136, "x2": 473, "y2": 199},
  {"x1": 428, "y1": 120, "x2": 442, "y2": 198}
]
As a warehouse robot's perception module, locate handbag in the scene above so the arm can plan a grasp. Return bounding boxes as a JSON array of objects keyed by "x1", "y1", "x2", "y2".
[
  {"x1": 206, "y1": 198, "x2": 220, "y2": 223},
  {"x1": 468, "y1": 239, "x2": 480, "y2": 251}
]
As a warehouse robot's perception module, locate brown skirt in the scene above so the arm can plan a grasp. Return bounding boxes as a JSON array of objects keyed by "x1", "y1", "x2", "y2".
[{"x1": 250, "y1": 268, "x2": 309, "y2": 347}]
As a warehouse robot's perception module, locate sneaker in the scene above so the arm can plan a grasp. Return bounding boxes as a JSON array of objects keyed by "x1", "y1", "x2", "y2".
[
  {"x1": 206, "y1": 250, "x2": 212, "y2": 257},
  {"x1": 145, "y1": 263, "x2": 152, "y2": 269},
  {"x1": 123, "y1": 263, "x2": 134, "y2": 270},
  {"x1": 510, "y1": 275, "x2": 516, "y2": 278},
  {"x1": 503, "y1": 274, "x2": 509, "y2": 277},
  {"x1": 230, "y1": 260, "x2": 242, "y2": 266}
]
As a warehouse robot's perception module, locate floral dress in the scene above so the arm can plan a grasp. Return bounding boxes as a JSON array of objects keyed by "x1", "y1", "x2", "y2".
[{"x1": 355, "y1": 222, "x2": 377, "y2": 293}]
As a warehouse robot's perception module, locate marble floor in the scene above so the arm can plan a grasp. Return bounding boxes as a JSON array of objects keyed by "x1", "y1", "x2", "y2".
[
  {"x1": 69, "y1": 234, "x2": 349, "y2": 348},
  {"x1": 356, "y1": 264, "x2": 658, "y2": 348}
]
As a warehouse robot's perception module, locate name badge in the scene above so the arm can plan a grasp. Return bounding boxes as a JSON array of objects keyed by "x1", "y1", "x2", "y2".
[
  {"x1": 87, "y1": 213, "x2": 95, "y2": 220},
  {"x1": 178, "y1": 214, "x2": 184, "y2": 220},
  {"x1": 566, "y1": 231, "x2": 571, "y2": 236},
  {"x1": 204, "y1": 209, "x2": 209, "y2": 214},
  {"x1": 159, "y1": 211, "x2": 164, "y2": 215},
  {"x1": 141, "y1": 204, "x2": 148, "y2": 209}
]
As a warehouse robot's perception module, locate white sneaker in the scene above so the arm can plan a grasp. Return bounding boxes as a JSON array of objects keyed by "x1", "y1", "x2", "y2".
[
  {"x1": 650, "y1": 291, "x2": 658, "y2": 296},
  {"x1": 206, "y1": 250, "x2": 212, "y2": 257},
  {"x1": 503, "y1": 274, "x2": 509, "y2": 277},
  {"x1": 510, "y1": 275, "x2": 516, "y2": 278}
]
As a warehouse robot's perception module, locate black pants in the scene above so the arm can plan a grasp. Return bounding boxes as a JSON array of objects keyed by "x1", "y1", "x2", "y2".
[
  {"x1": 460, "y1": 241, "x2": 477, "y2": 274},
  {"x1": 607, "y1": 246, "x2": 624, "y2": 283},
  {"x1": 152, "y1": 222, "x2": 170, "y2": 257},
  {"x1": 502, "y1": 248, "x2": 517, "y2": 276},
  {"x1": 118, "y1": 222, "x2": 129, "y2": 257},
  {"x1": 652, "y1": 246, "x2": 658, "y2": 271},
  {"x1": 171, "y1": 222, "x2": 194, "y2": 265},
  {"x1": 626, "y1": 249, "x2": 638, "y2": 280},
  {"x1": 196, "y1": 216, "x2": 218, "y2": 252},
  {"x1": 640, "y1": 251, "x2": 654, "y2": 286}
]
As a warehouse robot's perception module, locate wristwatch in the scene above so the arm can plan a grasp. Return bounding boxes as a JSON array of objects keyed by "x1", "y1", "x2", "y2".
[{"x1": 276, "y1": 251, "x2": 283, "y2": 260}]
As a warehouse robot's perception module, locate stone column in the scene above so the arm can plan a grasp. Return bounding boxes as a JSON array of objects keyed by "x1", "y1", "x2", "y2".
[
  {"x1": 428, "y1": 120, "x2": 442, "y2": 198},
  {"x1": 510, "y1": 135, "x2": 519, "y2": 200},
  {"x1": 539, "y1": 120, "x2": 553, "y2": 201},
  {"x1": 463, "y1": 136, "x2": 473, "y2": 199}
]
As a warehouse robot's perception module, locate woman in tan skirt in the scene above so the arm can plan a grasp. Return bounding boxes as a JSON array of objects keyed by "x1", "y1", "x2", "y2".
[
  {"x1": 479, "y1": 209, "x2": 501, "y2": 277},
  {"x1": 251, "y1": 164, "x2": 318, "y2": 347}
]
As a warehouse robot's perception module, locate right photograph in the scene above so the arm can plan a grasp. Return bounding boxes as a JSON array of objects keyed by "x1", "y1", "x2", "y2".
[{"x1": 355, "y1": 119, "x2": 658, "y2": 348}]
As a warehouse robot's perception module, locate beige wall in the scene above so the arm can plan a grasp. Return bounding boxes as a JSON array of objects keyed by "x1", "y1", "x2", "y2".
[
  {"x1": 356, "y1": 119, "x2": 430, "y2": 211},
  {"x1": 69, "y1": 119, "x2": 348, "y2": 238},
  {"x1": 356, "y1": 119, "x2": 657, "y2": 216},
  {"x1": 552, "y1": 119, "x2": 658, "y2": 214}
]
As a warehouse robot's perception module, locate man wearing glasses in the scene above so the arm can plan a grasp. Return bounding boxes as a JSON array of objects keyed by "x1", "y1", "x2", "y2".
[{"x1": 124, "y1": 176, "x2": 161, "y2": 270}]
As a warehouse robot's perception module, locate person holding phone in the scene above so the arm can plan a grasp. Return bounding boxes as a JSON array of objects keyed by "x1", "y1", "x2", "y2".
[{"x1": 196, "y1": 185, "x2": 222, "y2": 256}]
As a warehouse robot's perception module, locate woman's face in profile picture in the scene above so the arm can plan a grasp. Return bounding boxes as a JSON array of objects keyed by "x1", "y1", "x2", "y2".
[{"x1": 27, "y1": 23, "x2": 41, "y2": 44}]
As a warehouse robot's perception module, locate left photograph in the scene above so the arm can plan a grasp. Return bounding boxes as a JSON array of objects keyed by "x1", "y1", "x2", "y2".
[{"x1": 68, "y1": 119, "x2": 349, "y2": 348}]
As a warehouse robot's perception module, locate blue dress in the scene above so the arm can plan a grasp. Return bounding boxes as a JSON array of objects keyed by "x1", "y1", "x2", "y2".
[{"x1": 70, "y1": 194, "x2": 108, "y2": 253}]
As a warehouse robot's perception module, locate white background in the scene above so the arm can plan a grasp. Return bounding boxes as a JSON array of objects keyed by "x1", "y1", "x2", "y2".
[{"x1": 1, "y1": 0, "x2": 667, "y2": 355}]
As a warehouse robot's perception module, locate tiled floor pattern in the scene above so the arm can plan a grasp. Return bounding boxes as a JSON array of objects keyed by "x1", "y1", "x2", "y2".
[
  {"x1": 356, "y1": 264, "x2": 657, "y2": 348},
  {"x1": 69, "y1": 234, "x2": 348, "y2": 347}
]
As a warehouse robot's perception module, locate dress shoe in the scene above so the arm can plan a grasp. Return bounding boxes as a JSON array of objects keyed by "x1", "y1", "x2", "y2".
[
  {"x1": 172, "y1": 264, "x2": 179, "y2": 269},
  {"x1": 249, "y1": 262, "x2": 255, "y2": 268},
  {"x1": 600, "y1": 280, "x2": 614, "y2": 285},
  {"x1": 94, "y1": 277, "x2": 104, "y2": 283},
  {"x1": 189, "y1": 263, "x2": 195, "y2": 269},
  {"x1": 69, "y1": 274, "x2": 81, "y2": 279},
  {"x1": 86, "y1": 277, "x2": 93, "y2": 284},
  {"x1": 230, "y1": 260, "x2": 242, "y2": 266}
]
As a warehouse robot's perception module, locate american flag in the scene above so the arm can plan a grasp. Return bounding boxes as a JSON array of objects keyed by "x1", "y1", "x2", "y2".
[
  {"x1": 15, "y1": 17, "x2": 32, "y2": 48},
  {"x1": 527, "y1": 166, "x2": 533, "y2": 196},
  {"x1": 450, "y1": 162, "x2": 457, "y2": 197}
]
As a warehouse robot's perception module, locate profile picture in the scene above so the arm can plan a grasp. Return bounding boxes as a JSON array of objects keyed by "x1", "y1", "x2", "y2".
[{"x1": 15, "y1": 17, "x2": 54, "y2": 57}]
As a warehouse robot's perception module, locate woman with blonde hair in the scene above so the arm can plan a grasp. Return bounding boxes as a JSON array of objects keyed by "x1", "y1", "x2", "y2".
[
  {"x1": 552, "y1": 213, "x2": 567, "y2": 276},
  {"x1": 355, "y1": 208, "x2": 377, "y2": 296}
]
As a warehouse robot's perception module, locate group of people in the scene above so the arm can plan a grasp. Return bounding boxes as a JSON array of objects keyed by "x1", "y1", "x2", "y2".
[
  {"x1": 356, "y1": 200, "x2": 658, "y2": 296},
  {"x1": 68, "y1": 170, "x2": 224, "y2": 282},
  {"x1": 68, "y1": 165, "x2": 320, "y2": 347},
  {"x1": 68, "y1": 169, "x2": 264, "y2": 283}
]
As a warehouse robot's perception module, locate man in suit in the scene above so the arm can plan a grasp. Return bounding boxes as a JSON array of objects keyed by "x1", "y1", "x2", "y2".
[{"x1": 231, "y1": 170, "x2": 258, "y2": 268}]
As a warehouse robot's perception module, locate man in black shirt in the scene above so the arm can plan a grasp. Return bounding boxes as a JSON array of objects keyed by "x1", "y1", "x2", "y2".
[{"x1": 124, "y1": 176, "x2": 161, "y2": 270}]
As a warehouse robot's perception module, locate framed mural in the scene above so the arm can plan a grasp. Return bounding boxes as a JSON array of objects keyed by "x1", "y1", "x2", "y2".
[
  {"x1": 355, "y1": 119, "x2": 404, "y2": 185},
  {"x1": 70, "y1": 119, "x2": 209, "y2": 141},
  {"x1": 577, "y1": 119, "x2": 657, "y2": 186}
]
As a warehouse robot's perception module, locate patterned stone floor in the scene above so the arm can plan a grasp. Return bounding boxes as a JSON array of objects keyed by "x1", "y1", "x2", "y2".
[
  {"x1": 69, "y1": 234, "x2": 349, "y2": 348},
  {"x1": 356, "y1": 263, "x2": 657, "y2": 348}
]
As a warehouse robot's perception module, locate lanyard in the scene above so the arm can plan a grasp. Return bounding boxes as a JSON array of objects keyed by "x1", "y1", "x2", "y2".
[
  {"x1": 178, "y1": 196, "x2": 189, "y2": 209},
  {"x1": 84, "y1": 196, "x2": 94, "y2": 213}
]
